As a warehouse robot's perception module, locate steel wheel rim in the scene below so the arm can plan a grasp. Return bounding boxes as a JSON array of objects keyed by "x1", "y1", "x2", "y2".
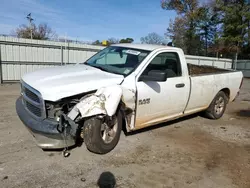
[
  {"x1": 214, "y1": 96, "x2": 225, "y2": 115},
  {"x1": 100, "y1": 118, "x2": 118, "y2": 144}
]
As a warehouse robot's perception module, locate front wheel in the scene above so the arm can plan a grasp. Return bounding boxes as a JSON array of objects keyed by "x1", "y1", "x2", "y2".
[
  {"x1": 204, "y1": 91, "x2": 228, "y2": 119},
  {"x1": 82, "y1": 111, "x2": 122, "y2": 154}
]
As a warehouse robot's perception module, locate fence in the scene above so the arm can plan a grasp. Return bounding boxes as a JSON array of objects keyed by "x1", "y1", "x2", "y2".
[
  {"x1": 0, "y1": 36, "x2": 104, "y2": 82},
  {"x1": 0, "y1": 36, "x2": 235, "y2": 83},
  {"x1": 236, "y1": 60, "x2": 250, "y2": 78},
  {"x1": 185, "y1": 55, "x2": 232, "y2": 69}
]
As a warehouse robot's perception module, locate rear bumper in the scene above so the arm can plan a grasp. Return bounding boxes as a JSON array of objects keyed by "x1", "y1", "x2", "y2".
[{"x1": 16, "y1": 96, "x2": 75, "y2": 149}]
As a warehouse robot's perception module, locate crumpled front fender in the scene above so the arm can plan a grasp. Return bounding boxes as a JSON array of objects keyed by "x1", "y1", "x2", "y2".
[{"x1": 68, "y1": 85, "x2": 123, "y2": 120}]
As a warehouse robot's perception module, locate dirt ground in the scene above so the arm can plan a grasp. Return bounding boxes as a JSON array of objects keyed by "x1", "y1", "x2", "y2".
[
  {"x1": 187, "y1": 63, "x2": 229, "y2": 75},
  {"x1": 0, "y1": 79, "x2": 250, "y2": 188}
]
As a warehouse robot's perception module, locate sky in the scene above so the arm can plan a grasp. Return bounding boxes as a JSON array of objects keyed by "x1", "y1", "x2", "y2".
[{"x1": 0, "y1": 0, "x2": 176, "y2": 42}]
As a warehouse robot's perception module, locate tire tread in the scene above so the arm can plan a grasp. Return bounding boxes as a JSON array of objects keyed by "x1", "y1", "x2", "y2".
[
  {"x1": 83, "y1": 112, "x2": 122, "y2": 154},
  {"x1": 204, "y1": 91, "x2": 228, "y2": 120}
]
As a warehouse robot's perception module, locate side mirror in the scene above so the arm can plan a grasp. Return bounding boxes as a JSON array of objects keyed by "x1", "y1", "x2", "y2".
[{"x1": 139, "y1": 70, "x2": 167, "y2": 82}]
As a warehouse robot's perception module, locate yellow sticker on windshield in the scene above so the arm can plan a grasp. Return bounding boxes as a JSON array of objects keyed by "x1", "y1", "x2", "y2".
[{"x1": 125, "y1": 50, "x2": 141, "y2": 56}]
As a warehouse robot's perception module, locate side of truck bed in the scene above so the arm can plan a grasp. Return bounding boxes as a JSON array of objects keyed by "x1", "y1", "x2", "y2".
[{"x1": 184, "y1": 64, "x2": 243, "y2": 115}]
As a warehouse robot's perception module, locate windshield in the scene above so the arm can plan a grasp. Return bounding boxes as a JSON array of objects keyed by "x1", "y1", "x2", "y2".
[{"x1": 83, "y1": 46, "x2": 150, "y2": 76}]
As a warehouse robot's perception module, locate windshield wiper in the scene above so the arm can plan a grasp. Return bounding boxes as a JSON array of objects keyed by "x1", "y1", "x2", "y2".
[{"x1": 88, "y1": 64, "x2": 109, "y2": 72}]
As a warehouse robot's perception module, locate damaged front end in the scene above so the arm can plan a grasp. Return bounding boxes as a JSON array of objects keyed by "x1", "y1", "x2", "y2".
[
  {"x1": 23, "y1": 84, "x2": 137, "y2": 155},
  {"x1": 46, "y1": 86, "x2": 126, "y2": 144},
  {"x1": 67, "y1": 85, "x2": 123, "y2": 120}
]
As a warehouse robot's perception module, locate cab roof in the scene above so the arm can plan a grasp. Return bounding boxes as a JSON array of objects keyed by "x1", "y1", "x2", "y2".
[{"x1": 111, "y1": 43, "x2": 178, "y2": 51}]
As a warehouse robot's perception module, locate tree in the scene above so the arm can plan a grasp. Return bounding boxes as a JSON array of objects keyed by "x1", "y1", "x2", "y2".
[
  {"x1": 91, "y1": 37, "x2": 134, "y2": 46},
  {"x1": 161, "y1": 0, "x2": 199, "y2": 14},
  {"x1": 215, "y1": 0, "x2": 250, "y2": 59},
  {"x1": 196, "y1": 4, "x2": 220, "y2": 56},
  {"x1": 162, "y1": 0, "x2": 250, "y2": 58},
  {"x1": 119, "y1": 38, "x2": 134, "y2": 43},
  {"x1": 162, "y1": 0, "x2": 225, "y2": 56},
  {"x1": 107, "y1": 38, "x2": 120, "y2": 45},
  {"x1": 92, "y1": 40, "x2": 102, "y2": 45},
  {"x1": 14, "y1": 23, "x2": 56, "y2": 40},
  {"x1": 166, "y1": 17, "x2": 187, "y2": 53},
  {"x1": 140, "y1": 32, "x2": 166, "y2": 44},
  {"x1": 162, "y1": 0, "x2": 201, "y2": 55}
]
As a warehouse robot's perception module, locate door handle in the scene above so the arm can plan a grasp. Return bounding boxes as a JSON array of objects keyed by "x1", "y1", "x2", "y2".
[{"x1": 175, "y1": 83, "x2": 185, "y2": 88}]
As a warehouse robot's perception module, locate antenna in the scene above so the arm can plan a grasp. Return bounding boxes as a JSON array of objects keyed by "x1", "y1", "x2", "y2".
[{"x1": 26, "y1": 13, "x2": 34, "y2": 39}]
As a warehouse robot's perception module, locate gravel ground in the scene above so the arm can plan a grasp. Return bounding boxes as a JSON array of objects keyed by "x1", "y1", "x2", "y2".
[{"x1": 0, "y1": 79, "x2": 249, "y2": 188}]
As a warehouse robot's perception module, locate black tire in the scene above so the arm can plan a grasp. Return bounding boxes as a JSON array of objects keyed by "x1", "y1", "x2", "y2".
[
  {"x1": 83, "y1": 111, "x2": 122, "y2": 154},
  {"x1": 204, "y1": 91, "x2": 228, "y2": 119}
]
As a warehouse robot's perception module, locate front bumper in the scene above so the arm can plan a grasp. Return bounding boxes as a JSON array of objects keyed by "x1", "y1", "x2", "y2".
[{"x1": 16, "y1": 97, "x2": 75, "y2": 149}]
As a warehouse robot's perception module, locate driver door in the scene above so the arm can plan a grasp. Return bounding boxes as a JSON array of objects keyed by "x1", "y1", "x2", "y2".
[{"x1": 135, "y1": 51, "x2": 190, "y2": 129}]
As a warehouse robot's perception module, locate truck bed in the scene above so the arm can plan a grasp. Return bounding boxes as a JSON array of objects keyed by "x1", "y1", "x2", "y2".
[
  {"x1": 184, "y1": 66, "x2": 243, "y2": 115},
  {"x1": 187, "y1": 63, "x2": 231, "y2": 76}
]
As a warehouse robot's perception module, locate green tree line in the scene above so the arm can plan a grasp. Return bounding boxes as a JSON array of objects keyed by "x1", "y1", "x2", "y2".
[{"x1": 161, "y1": 0, "x2": 250, "y2": 59}]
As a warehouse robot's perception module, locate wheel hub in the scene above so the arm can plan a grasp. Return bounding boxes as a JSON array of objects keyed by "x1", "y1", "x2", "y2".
[
  {"x1": 101, "y1": 117, "x2": 118, "y2": 144},
  {"x1": 214, "y1": 96, "x2": 225, "y2": 115}
]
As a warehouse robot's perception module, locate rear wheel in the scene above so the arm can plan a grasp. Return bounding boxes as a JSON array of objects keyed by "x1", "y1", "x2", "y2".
[
  {"x1": 204, "y1": 91, "x2": 228, "y2": 119},
  {"x1": 83, "y1": 111, "x2": 122, "y2": 154}
]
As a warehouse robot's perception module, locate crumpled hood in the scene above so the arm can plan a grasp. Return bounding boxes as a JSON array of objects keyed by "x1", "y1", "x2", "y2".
[{"x1": 21, "y1": 64, "x2": 124, "y2": 101}]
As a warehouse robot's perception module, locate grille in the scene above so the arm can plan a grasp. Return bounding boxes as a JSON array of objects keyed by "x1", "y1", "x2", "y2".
[
  {"x1": 25, "y1": 100, "x2": 42, "y2": 117},
  {"x1": 21, "y1": 82, "x2": 44, "y2": 119},
  {"x1": 24, "y1": 88, "x2": 40, "y2": 103}
]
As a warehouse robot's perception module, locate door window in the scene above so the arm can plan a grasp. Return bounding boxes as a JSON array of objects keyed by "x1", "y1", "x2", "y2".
[{"x1": 142, "y1": 52, "x2": 182, "y2": 78}]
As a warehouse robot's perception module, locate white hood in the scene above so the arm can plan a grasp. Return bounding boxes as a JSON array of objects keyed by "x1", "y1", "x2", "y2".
[{"x1": 21, "y1": 64, "x2": 124, "y2": 101}]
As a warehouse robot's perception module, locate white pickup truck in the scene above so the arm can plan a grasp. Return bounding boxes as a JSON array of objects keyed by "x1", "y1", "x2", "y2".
[{"x1": 16, "y1": 44, "x2": 243, "y2": 154}]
